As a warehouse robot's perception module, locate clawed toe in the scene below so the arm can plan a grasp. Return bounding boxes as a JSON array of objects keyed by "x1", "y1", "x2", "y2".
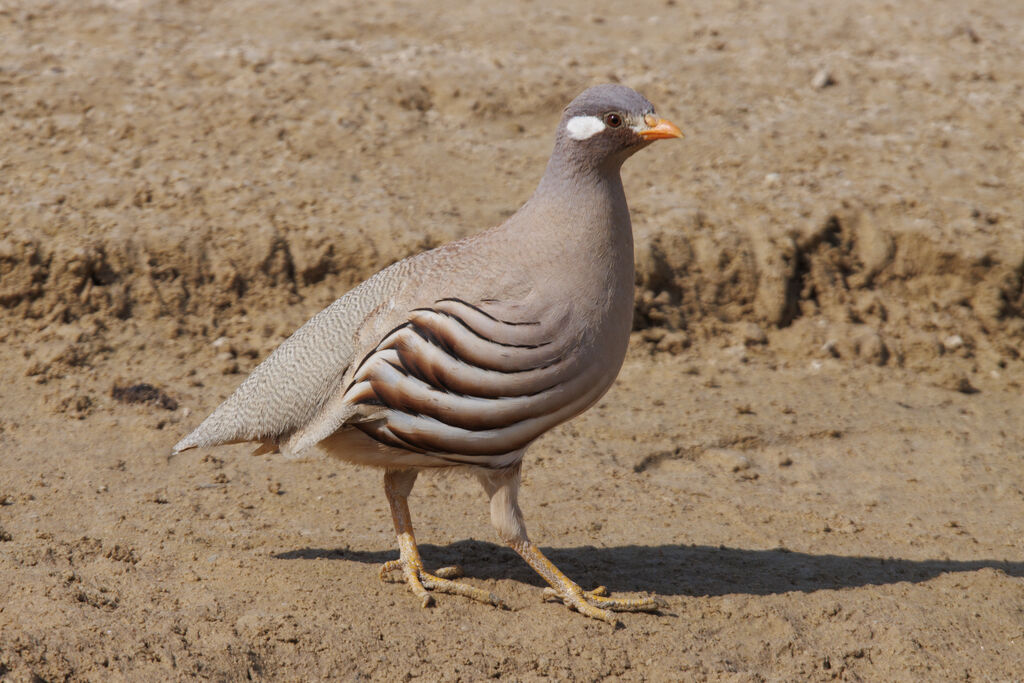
[
  {"x1": 380, "y1": 560, "x2": 504, "y2": 609},
  {"x1": 379, "y1": 561, "x2": 462, "y2": 582},
  {"x1": 542, "y1": 585, "x2": 609, "y2": 601},
  {"x1": 541, "y1": 584, "x2": 664, "y2": 622},
  {"x1": 431, "y1": 565, "x2": 463, "y2": 579}
]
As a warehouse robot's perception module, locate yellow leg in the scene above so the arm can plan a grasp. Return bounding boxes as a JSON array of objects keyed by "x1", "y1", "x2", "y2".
[
  {"x1": 510, "y1": 540, "x2": 663, "y2": 625},
  {"x1": 382, "y1": 469, "x2": 503, "y2": 609},
  {"x1": 479, "y1": 462, "x2": 664, "y2": 625}
]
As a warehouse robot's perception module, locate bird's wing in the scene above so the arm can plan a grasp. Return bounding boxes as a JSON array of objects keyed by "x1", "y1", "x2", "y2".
[
  {"x1": 172, "y1": 263, "x2": 407, "y2": 454},
  {"x1": 306, "y1": 296, "x2": 602, "y2": 466}
]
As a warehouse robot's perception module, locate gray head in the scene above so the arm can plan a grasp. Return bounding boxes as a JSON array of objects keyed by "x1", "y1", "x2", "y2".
[{"x1": 552, "y1": 84, "x2": 683, "y2": 173}]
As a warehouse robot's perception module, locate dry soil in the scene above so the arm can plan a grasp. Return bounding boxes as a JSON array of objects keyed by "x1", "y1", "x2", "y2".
[{"x1": 2, "y1": 0, "x2": 1023, "y2": 680}]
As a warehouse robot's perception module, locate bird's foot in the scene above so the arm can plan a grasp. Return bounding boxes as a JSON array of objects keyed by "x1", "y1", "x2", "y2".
[
  {"x1": 509, "y1": 539, "x2": 665, "y2": 625},
  {"x1": 380, "y1": 559, "x2": 504, "y2": 609},
  {"x1": 541, "y1": 584, "x2": 665, "y2": 624}
]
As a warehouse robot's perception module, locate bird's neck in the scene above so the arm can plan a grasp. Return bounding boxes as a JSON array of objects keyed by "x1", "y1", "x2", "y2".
[
  {"x1": 500, "y1": 153, "x2": 636, "y2": 361},
  {"x1": 493, "y1": 154, "x2": 635, "y2": 322},
  {"x1": 517, "y1": 156, "x2": 632, "y2": 257}
]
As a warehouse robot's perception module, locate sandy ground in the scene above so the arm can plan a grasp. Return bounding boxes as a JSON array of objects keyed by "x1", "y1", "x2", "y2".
[{"x1": 2, "y1": 0, "x2": 1024, "y2": 680}]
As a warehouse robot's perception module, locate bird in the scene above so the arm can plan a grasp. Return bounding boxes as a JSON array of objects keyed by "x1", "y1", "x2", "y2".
[{"x1": 173, "y1": 84, "x2": 683, "y2": 623}]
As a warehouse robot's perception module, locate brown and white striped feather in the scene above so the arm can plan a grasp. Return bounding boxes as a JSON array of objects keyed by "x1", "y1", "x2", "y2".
[{"x1": 315, "y1": 297, "x2": 606, "y2": 467}]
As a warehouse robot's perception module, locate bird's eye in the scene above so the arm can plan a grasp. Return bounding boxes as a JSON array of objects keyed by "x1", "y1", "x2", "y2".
[{"x1": 604, "y1": 113, "x2": 622, "y2": 128}]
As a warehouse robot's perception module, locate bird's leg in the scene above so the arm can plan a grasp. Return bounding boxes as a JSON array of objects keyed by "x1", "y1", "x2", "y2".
[
  {"x1": 477, "y1": 463, "x2": 663, "y2": 625},
  {"x1": 380, "y1": 469, "x2": 502, "y2": 608}
]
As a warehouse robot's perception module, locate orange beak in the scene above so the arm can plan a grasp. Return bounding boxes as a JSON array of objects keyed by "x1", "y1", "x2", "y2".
[{"x1": 638, "y1": 115, "x2": 684, "y2": 141}]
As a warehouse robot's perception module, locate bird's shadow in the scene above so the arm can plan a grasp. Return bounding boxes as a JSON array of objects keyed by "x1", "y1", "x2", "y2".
[{"x1": 274, "y1": 540, "x2": 1024, "y2": 597}]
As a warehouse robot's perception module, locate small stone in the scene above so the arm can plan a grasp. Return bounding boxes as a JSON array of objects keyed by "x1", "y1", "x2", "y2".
[
  {"x1": 942, "y1": 334, "x2": 964, "y2": 352},
  {"x1": 812, "y1": 68, "x2": 835, "y2": 89}
]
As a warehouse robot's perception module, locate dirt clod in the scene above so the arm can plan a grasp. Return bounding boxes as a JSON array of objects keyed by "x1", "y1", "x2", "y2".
[{"x1": 111, "y1": 384, "x2": 178, "y2": 411}]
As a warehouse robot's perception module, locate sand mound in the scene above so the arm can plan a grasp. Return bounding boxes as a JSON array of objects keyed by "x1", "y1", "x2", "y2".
[{"x1": 4, "y1": 204, "x2": 1020, "y2": 377}]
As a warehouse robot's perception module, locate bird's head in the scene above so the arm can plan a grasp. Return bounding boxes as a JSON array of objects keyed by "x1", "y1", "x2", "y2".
[{"x1": 555, "y1": 84, "x2": 683, "y2": 171}]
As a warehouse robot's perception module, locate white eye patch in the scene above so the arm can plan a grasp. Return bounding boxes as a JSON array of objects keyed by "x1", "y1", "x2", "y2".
[{"x1": 565, "y1": 115, "x2": 606, "y2": 140}]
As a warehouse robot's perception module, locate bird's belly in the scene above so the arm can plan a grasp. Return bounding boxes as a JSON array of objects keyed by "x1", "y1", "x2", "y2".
[{"x1": 316, "y1": 427, "x2": 459, "y2": 469}]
